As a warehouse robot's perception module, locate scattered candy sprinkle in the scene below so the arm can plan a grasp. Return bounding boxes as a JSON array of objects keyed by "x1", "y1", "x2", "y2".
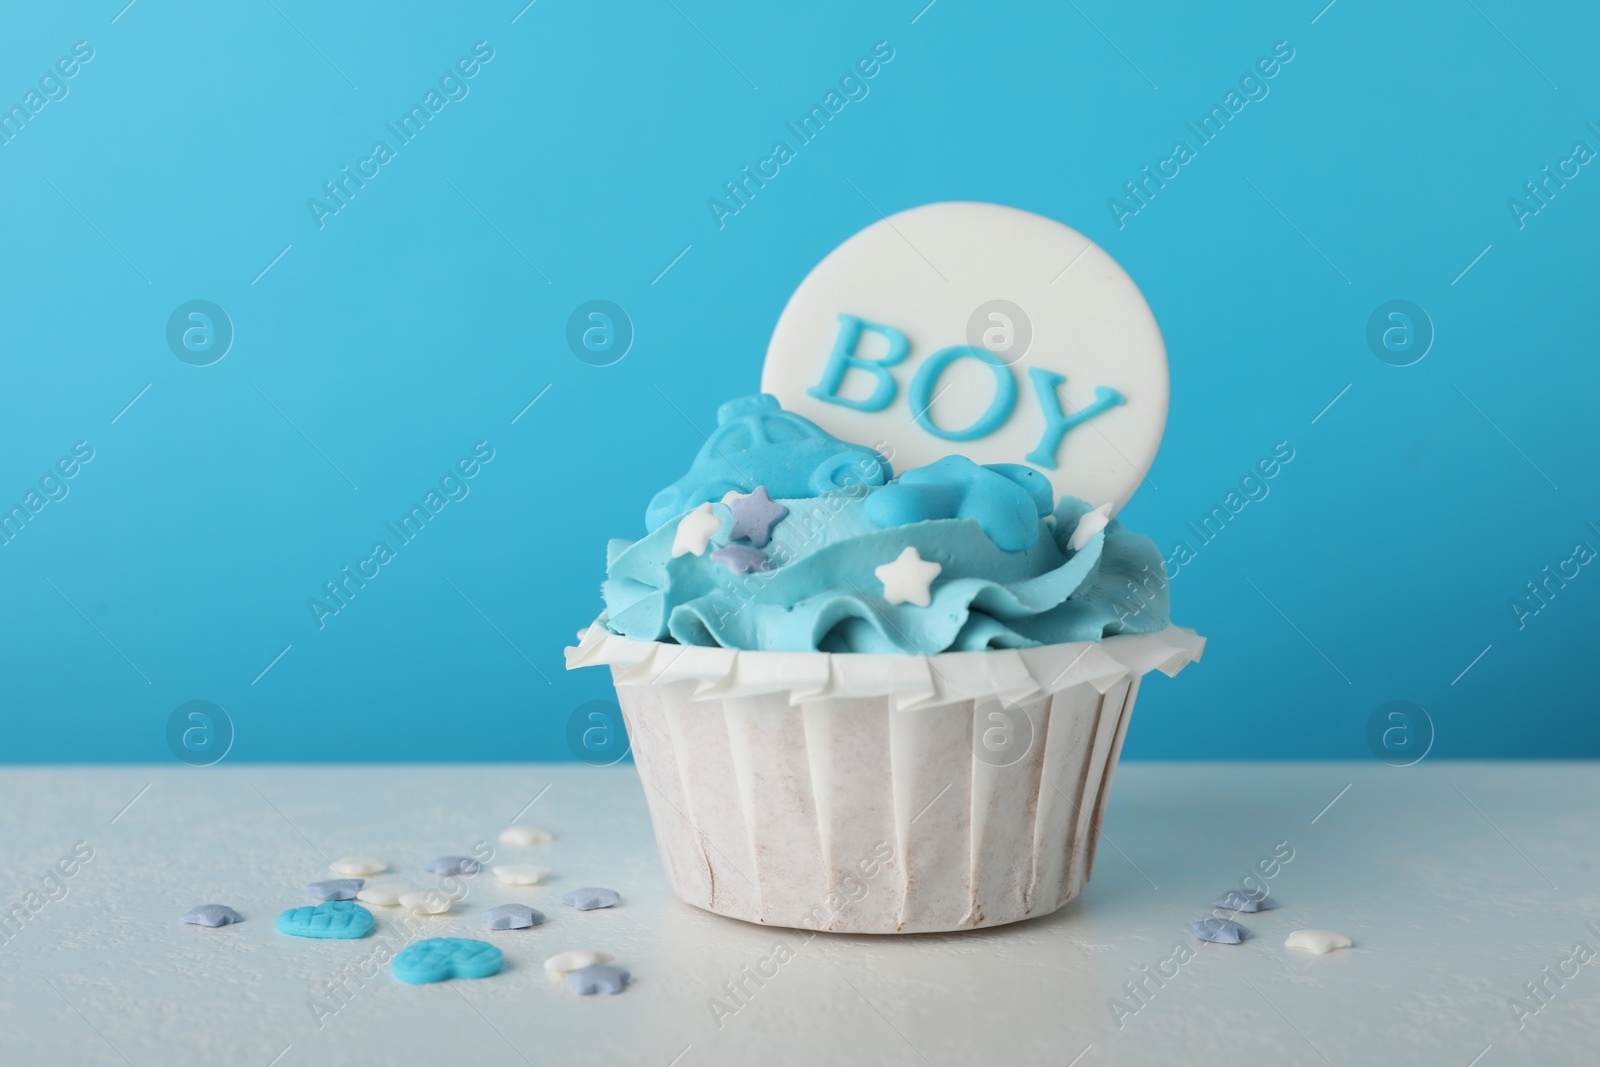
[
  {"x1": 1190, "y1": 918, "x2": 1249, "y2": 945},
  {"x1": 493, "y1": 864, "x2": 549, "y2": 886},
  {"x1": 1286, "y1": 929, "x2": 1352, "y2": 955},
  {"x1": 566, "y1": 964, "x2": 629, "y2": 995},
  {"x1": 181, "y1": 904, "x2": 242, "y2": 927},
  {"x1": 356, "y1": 882, "x2": 414, "y2": 907},
  {"x1": 305, "y1": 878, "x2": 364, "y2": 901},
  {"x1": 276, "y1": 901, "x2": 374, "y2": 940},
  {"x1": 545, "y1": 950, "x2": 612, "y2": 974},
  {"x1": 392, "y1": 938, "x2": 503, "y2": 984},
  {"x1": 332, "y1": 857, "x2": 388, "y2": 877},
  {"x1": 561, "y1": 887, "x2": 620, "y2": 911},
  {"x1": 482, "y1": 903, "x2": 546, "y2": 930},
  {"x1": 1213, "y1": 890, "x2": 1278, "y2": 914},
  {"x1": 424, "y1": 856, "x2": 480, "y2": 876},
  {"x1": 399, "y1": 891, "x2": 453, "y2": 915}
]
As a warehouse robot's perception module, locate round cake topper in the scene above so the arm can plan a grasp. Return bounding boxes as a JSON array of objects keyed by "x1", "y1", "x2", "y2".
[{"x1": 762, "y1": 202, "x2": 1167, "y2": 514}]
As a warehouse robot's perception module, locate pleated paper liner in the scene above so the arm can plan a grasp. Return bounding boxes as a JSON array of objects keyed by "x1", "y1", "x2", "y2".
[{"x1": 567, "y1": 622, "x2": 1203, "y2": 934}]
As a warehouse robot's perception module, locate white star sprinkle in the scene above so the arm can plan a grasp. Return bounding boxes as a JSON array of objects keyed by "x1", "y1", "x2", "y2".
[
  {"x1": 874, "y1": 546, "x2": 942, "y2": 607},
  {"x1": 1067, "y1": 502, "x2": 1114, "y2": 552},
  {"x1": 671, "y1": 502, "x2": 722, "y2": 557}
]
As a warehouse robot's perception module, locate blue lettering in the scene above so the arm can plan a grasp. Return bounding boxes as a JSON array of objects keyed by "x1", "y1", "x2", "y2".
[
  {"x1": 805, "y1": 314, "x2": 909, "y2": 412},
  {"x1": 909, "y1": 346, "x2": 1017, "y2": 442},
  {"x1": 1025, "y1": 369, "x2": 1125, "y2": 468}
]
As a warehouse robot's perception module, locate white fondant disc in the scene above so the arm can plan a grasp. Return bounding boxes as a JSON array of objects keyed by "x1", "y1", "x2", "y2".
[{"x1": 762, "y1": 202, "x2": 1167, "y2": 512}]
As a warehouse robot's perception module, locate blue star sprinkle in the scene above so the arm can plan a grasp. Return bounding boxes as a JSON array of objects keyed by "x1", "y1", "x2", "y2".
[
  {"x1": 1190, "y1": 918, "x2": 1249, "y2": 945},
  {"x1": 561, "y1": 886, "x2": 620, "y2": 911},
  {"x1": 481, "y1": 903, "x2": 545, "y2": 930},
  {"x1": 710, "y1": 545, "x2": 770, "y2": 575},
  {"x1": 424, "y1": 856, "x2": 480, "y2": 876},
  {"x1": 1213, "y1": 890, "x2": 1278, "y2": 913},
  {"x1": 726, "y1": 486, "x2": 789, "y2": 547},
  {"x1": 181, "y1": 904, "x2": 242, "y2": 927},
  {"x1": 305, "y1": 878, "x2": 364, "y2": 901},
  {"x1": 567, "y1": 964, "x2": 630, "y2": 995}
]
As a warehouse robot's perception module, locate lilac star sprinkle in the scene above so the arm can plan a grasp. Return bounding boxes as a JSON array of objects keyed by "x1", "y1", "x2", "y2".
[
  {"x1": 710, "y1": 545, "x2": 769, "y2": 575},
  {"x1": 424, "y1": 856, "x2": 480, "y2": 876},
  {"x1": 566, "y1": 964, "x2": 630, "y2": 995},
  {"x1": 1190, "y1": 918, "x2": 1249, "y2": 945},
  {"x1": 726, "y1": 486, "x2": 788, "y2": 547},
  {"x1": 182, "y1": 904, "x2": 242, "y2": 927},
  {"x1": 1213, "y1": 890, "x2": 1278, "y2": 913},
  {"x1": 481, "y1": 903, "x2": 545, "y2": 930},
  {"x1": 306, "y1": 879, "x2": 365, "y2": 901},
  {"x1": 561, "y1": 886, "x2": 620, "y2": 911}
]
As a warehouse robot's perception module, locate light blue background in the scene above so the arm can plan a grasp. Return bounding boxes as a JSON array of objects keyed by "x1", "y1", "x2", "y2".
[{"x1": 1, "y1": 0, "x2": 1594, "y2": 762}]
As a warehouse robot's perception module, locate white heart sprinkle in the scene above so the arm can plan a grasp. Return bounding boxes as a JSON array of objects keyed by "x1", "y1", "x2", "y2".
[
  {"x1": 398, "y1": 891, "x2": 453, "y2": 915},
  {"x1": 356, "y1": 882, "x2": 414, "y2": 907},
  {"x1": 544, "y1": 950, "x2": 612, "y2": 973},
  {"x1": 498, "y1": 825, "x2": 553, "y2": 846},
  {"x1": 332, "y1": 856, "x2": 389, "y2": 877},
  {"x1": 494, "y1": 864, "x2": 549, "y2": 886},
  {"x1": 1285, "y1": 929, "x2": 1352, "y2": 954}
]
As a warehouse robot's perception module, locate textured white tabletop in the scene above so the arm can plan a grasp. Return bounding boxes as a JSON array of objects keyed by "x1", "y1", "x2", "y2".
[{"x1": 0, "y1": 762, "x2": 1594, "y2": 1066}]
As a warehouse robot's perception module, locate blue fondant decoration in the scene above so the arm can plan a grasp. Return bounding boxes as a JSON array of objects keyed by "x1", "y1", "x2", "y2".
[
  {"x1": 983, "y1": 463, "x2": 1055, "y2": 518},
  {"x1": 1024, "y1": 369, "x2": 1126, "y2": 469},
  {"x1": 727, "y1": 487, "x2": 788, "y2": 547},
  {"x1": 644, "y1": 395, "x2": 892, "y2": 532},
  {"x1": 567, "y1": 964, "x2": 630, "y2": 995},
  {"x1": 182, "y1": 904, "x2": 242, "y2": 927},
  {"x1": 482, "y1": 903, "x2": 545, "y2": 930},
  {"x1": 305, "y1": 878, "x2": 364, "y2": 901},
  {"x1": 391, "y1": 937, "x2": 503, "y2": 984},
  {"x1": 711, "y1": 545, "x2": 769, "y2": 575},
  {"x1": 908, "y1": 346, "x2": 1018, "y2": 442},
  {"x1": 423, "y1": 856, "x2": 479, "y2": 876},
  {"x1": 1190, "y1": 918, "x2": 1249, "y2": 945},
  {"x1": 863, "y1": 456, "x2": 1046, "y2": 552},
  {"x1": 276, "y1": 900, "x2": 374, "y2": 940},
  {"x1": 561, "y1": 886, "x2": 621, "y2": 911},
  {"x1": 805, "y1": 314, "x2": 909, "y2": 412}
]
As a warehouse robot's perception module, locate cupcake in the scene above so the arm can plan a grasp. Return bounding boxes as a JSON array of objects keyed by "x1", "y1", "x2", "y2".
[
  {"x1": 567, "y1": 392, "x2": 1201, "y2": 933},
  {"x1": 570, "y1": 201, "x2": 1201, "y2": 933}
]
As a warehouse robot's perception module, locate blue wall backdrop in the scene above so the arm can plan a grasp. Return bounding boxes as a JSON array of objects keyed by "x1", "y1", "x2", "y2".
[{"x1": 1, "y1": 0, "x2": 1595, "y2": 762}]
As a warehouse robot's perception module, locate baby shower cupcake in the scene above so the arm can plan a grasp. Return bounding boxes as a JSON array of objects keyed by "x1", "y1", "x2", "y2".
[{"x1": 567, "y1": 202, "x2": 1202, "y2": 933}]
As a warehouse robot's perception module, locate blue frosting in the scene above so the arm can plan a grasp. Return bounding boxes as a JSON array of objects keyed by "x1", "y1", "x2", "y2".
[
  {"x1": 605, "y1": 396, "x2": 1170, "y2": 655},
  {"x1": 644, "y1": 394, "x2": 891, "y2": 532}
]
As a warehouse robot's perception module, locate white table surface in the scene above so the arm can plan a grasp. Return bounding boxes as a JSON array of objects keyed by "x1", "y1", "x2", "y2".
[{"x1": 1, "y1": 762, "x2": 1594, "y2": 1066}]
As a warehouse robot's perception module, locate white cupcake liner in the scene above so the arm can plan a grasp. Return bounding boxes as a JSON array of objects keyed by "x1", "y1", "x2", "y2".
[{"x1": 565, "y1": 622, "x2": 1204, "y2": 934}]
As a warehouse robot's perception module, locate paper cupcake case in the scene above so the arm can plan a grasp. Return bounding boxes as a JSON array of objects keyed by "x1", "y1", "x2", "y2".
[{"x1": 566, "y1": 622, "x2": 1203, "y2": 934}]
